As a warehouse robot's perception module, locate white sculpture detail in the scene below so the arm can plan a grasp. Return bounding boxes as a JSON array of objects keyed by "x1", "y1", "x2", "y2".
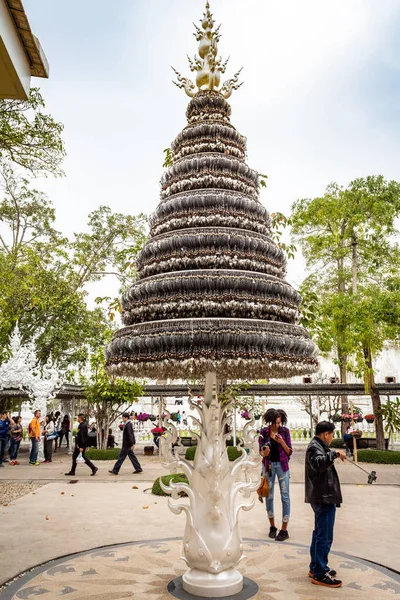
[
  {"x1": 0, "y1": 326, "x2": 61, "y2": 460},
  {"x1": 160, "y1": 372, "x2": 260, "y2": 598}
]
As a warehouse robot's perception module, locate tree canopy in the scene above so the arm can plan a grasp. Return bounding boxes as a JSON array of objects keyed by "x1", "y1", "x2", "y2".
[
  {"x1": 0, "y1": 88, "x2": 65, "y2": 177},
  {"x1": 292, "y1": 176, "x2": 400, "y2": 448}
]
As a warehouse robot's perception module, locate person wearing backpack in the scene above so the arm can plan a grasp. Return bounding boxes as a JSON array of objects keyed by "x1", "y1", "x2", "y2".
[
  {"x1": 0, "y1": 410, "x2": 14, "y2": 466},
  {"x1": 28, "y1": 410, "x2": 42, "y2": 465},
  {"x1": 9, "y1": 415, "x2": 23, "y2": 465}
]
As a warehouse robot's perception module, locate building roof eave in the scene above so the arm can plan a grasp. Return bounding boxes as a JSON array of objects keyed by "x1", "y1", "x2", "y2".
[{"x1": 5, "y1": 0, "x2": 49, "y2": 78}]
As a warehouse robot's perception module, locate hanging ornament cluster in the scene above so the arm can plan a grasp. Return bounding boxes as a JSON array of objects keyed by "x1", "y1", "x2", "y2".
[{"x1": 106, "y1": 85, "x2": 318, "y2": 379}]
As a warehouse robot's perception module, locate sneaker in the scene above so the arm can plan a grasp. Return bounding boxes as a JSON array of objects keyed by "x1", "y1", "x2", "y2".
[
  {"x1": 312, "y1": 574, "x2": 342, "y2": 588},
  {"x1": 2, "y1": 459, "x2": 9, "y2": 463},
  {"x1": 91, "y1": 467, "x2": 98, "y2": 476},
  {"x1": 275, "y1": 530, "x2": 289, "y2": 542},
  {"x1": 65, "y1": 472, "x2": 75, "y2": 476},
  {"x1": 268, "y1": 526, "x2": 277, "y2": 539},
  {"x1": 34, "y1": 461, "x2": 40, "y2": 465},
  {"x1": 108, "y1": 470, "x2": 118, "y2": 475},
  {"x1": 308, "y1": 569, "x2": 337, "y2": 578},
  {"x1": 43, "y1": 460, "x2": 49, "y2": 463},
  {"x1": 9, "y1": 460, "x2": 15, "y2": 465},
  {"x1": 132, "y1": 470, "x2": 143, "y2": 474},
  {"x1": 14, "y1": 461, "x2": 20, "y2": 465}
]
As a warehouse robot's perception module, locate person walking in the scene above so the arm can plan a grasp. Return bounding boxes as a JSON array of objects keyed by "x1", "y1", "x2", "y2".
[
  {"x1": 259, "y1": 408, "x2": 292, "y2": 542},
  {"x1": 43, "y1": 415, "x2": 55, "y2": 463},
  {"x1": 0, "y1": 411, "x2": 14, "y2": 466},
  {"x1": 28, "y1": 410, "x2": 41, "y2": 465},
  {"x1": 305, "y1": 420, "x2": 346, "y2": 588},
  {"x1": 65, "y1": 413, "x2": 98, "y2": 477},
  {"x1": 109, "y1": 412, "x2": 142, "y2": 475},
  {"x1": 9, "y1": 415, "x2": 23, "y2": 465}
]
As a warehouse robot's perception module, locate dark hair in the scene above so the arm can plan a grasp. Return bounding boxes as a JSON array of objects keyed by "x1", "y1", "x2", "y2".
[
  {"x1": 55, "y1": 411, "x2": 60, "y2": 417},
  {"x1": 78, "y1": 413, "x2": 85, "y2": 419},
  {"x1": 316, "y1": 421, "x2": 335, "y2": 435},
  {"x1": 263, "y1": 408, "x2": 288, "y2": 426},
  {"x1": 122, "y1": 412, "x2": 130, "y2": 419},
  {"x1": 12, "y1": 415, "x2": 21, "y2": 422},
  {"x1": 34, "y1": 409, "x2": 41, "y2": 416}
]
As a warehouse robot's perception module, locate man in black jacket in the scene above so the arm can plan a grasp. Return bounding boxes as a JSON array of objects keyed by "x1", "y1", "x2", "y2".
[
  {"x1": 109, "y1": 413, "x2": 142, "y2": 475},
  {"x1": 65, "y1": 414, "x2": 98, "y2": 476},
  {"x1": 305, "y1": 421, "x2": 346, "y2": 588}
]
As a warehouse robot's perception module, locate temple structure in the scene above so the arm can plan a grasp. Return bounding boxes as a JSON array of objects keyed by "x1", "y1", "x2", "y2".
[
  {"x1": 106, "y1": 3, "x2": 318, "y2": 597},
  {"x1": 105, "y1": 3, "x2": 317, "y2": 382}
]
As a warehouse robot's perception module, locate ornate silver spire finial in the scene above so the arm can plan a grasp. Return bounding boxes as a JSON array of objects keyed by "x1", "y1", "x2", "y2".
[{"x1": 172, "y1": 1, "x2": 243, "y2": 98}]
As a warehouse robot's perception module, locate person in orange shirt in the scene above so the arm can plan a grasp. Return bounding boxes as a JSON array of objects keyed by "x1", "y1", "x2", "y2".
[{"x1": 28, "y1": 410, "x2": 41, "y2": 465}]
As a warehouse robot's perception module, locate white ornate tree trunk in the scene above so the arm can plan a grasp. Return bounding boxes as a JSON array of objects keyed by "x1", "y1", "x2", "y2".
[{"x1": 160, "y1": 372, "x2": 260, "y2": 598}]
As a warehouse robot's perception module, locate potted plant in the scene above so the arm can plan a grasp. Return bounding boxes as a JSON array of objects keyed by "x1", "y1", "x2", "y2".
[
  {"x1": 350, "y1": 429, "x2": 363, "y2": 438},
  {"x1": 341, "y1": 413, "x2": 352, "y2": 423},
  {"x1": 137, "y1": 412, "x2": 150, "y2": 422},
  {"x1": 331, "y1": 414, "x2": 341, "y2": 423},
  {"x1": 254, "y1": 414, "x2": 262, "y2": 420},
  {"x1": 149, "y1": 415, "x2": 157, "y2": 422},
  {"x1": 365, "y1": 414, "x2": 375, "y2": 424},
  {"x1": 240, "y1": 410, "x2": 251, "y2": 420}
]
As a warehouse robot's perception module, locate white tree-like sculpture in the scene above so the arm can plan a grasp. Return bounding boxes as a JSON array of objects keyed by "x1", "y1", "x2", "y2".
[
  {"x1": 0, "y1": 325, "x2": 36, "y2": 391},
  {"x1": 160, "y1": 372, "x2": 260, "y2": 597},
  {"x1": 0, "y1": 326, "x2": 61, "y2": 460}
]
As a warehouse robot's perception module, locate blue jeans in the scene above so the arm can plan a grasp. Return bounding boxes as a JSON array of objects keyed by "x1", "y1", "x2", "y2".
[
  {"x1": 9, "y1": 439, "x2": 21, "y2": 460},
  {"x1": 264, "y1": 462, "x2": 290, "y2": 523},
  {"x1": 310, "y1": 503, "x2": 336, "y2": 577},
  {"x1": 29, "y1": 438, "x2": 39, "y2": 463}
]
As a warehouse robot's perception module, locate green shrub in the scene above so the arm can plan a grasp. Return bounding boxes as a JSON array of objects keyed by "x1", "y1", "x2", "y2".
[
  {"x1": 185, "y1": 446, "x2": 196, "y2": 461},
  {"x1": 152, "y1": 473, "x2": 189, "y2": 496},
  {"x1": 85, "y1": 448, "x2": 120, "y2": 460},
  {"x1": 185, "y1": 446, "x2": 245, "y2": 461},
  {"x1": 357, "y1": 450, "x2": 400, "y2": 464},
  {"x1": 330, "y1": 438, "x2": 345, "y2": 449}
]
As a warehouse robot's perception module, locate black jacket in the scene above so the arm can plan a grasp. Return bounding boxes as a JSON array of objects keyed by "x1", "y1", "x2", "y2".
[
  {"x1": 76, "y1": 420, "x2": 89, "y2": 449},
  {"x1": 305, "y1": 437, "x2": 343, "y2": 505},
  {"x1": 122, "y1": 420, "x2": 135, "y2": 447}
]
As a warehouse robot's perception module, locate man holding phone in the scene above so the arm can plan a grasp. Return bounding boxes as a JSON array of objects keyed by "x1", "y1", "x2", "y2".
[{"x1": 305, "y1": 420, "x2": 346, "y2": 588}]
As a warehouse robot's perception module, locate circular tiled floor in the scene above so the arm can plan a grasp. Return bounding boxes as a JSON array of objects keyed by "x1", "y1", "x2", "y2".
[{"x1": 1, "y1": 538, "x2": 399, "y2": 600}]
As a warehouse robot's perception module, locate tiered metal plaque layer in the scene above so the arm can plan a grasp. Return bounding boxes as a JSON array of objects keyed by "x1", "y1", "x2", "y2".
[{"x1": 106, "y1": 90, "x2": 317, "y2": 379}]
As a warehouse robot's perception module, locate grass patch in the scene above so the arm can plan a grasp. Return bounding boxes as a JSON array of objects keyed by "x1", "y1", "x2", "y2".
[
  {"x1": 184, "y1": 446, "x2": 244, "y2": 461},
  {"x1": 357, "y1": 450, "x2": 400, "y2": 464},
  {"x1": 152, "y1": 473, "x2": 189, "y2": 496},
  {"x1": 85, "y1": 448, "x2": 120, "y2": 460}
]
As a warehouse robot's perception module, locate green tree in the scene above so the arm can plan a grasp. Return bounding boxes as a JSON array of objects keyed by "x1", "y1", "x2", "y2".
[
  {"x1": 0, "y1": 88, "x2": 65, "y2": 176},
  {"x1": 378, "y1": 398, "x2": 400, "y2": 450},
  {"x1": 83, "y1": 351, "x2": 144, "y2": 449},
  {"x1": 292, "y1": 176, "x2": 400, "y2": 449},
  {"x1": 0, "y1": 164, "x2": 146, "y2": 368}
]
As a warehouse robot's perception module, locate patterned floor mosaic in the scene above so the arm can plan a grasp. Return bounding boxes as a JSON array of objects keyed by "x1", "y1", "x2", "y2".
[{"x1": 1, "y1": 538, "x2": 399, "y2": 600}]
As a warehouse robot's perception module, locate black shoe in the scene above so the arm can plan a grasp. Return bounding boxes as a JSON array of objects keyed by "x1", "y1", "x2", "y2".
[
  {"x1": 312, "y1": 574, "x2": 342, "y2": 588},
  {"x1": 109, "y1": 470, "x2": 118, "y2": 475},
  {"x1": 91, "y1": 467, "x2": 98, "y2": 476},
  {"x1": 132, "y1": 470, "x2": 143, "y2": 474},
  {"x1": 308, "y1": 568, "x2": 337, "y2": 578},
  {"x1": 268, "y1": 526, "x2": 277, "y2": 539},
  {"x1": 65, "y1": 472, "x2": 75, "y2": 476},
  {"x1": 275, "y1": 530, "x2": 289, "y2": 542}
]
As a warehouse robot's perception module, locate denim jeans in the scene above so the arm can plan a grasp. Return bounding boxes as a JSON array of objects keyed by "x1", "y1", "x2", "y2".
[
  {"x1": 29, "y1": 438, "x2": 39, "y2": 463},
  {"x1": 9, "y1": 438, "x2": 21, "y2": 460},
  {"x1": 264, "y1": 461, "x2": 290, "y2": 523},
  {"x1": 113, "y1": 446, "x2": 142, "y2": 474},
  {"x1": 310, "y1": 503, "x2": 336, "y2": 577}
]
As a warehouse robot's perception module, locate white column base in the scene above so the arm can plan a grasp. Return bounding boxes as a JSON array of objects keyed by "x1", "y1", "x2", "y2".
[{"x1": 183, "y1": 568, "x2": 243, "y2": 598}]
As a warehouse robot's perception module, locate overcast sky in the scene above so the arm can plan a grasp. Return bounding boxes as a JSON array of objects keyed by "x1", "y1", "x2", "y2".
[{"x1": 23, "y1": 0, "x2": 400, "y2": 305}]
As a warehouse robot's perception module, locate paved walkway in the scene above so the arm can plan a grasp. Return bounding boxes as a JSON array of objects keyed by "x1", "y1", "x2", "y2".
[
  {"x1": 1, "y1": 538, "x2": 399, "y2": 600},
  {"x1": 1, "y1": 450, "x2": 399, "y2": 598}
]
